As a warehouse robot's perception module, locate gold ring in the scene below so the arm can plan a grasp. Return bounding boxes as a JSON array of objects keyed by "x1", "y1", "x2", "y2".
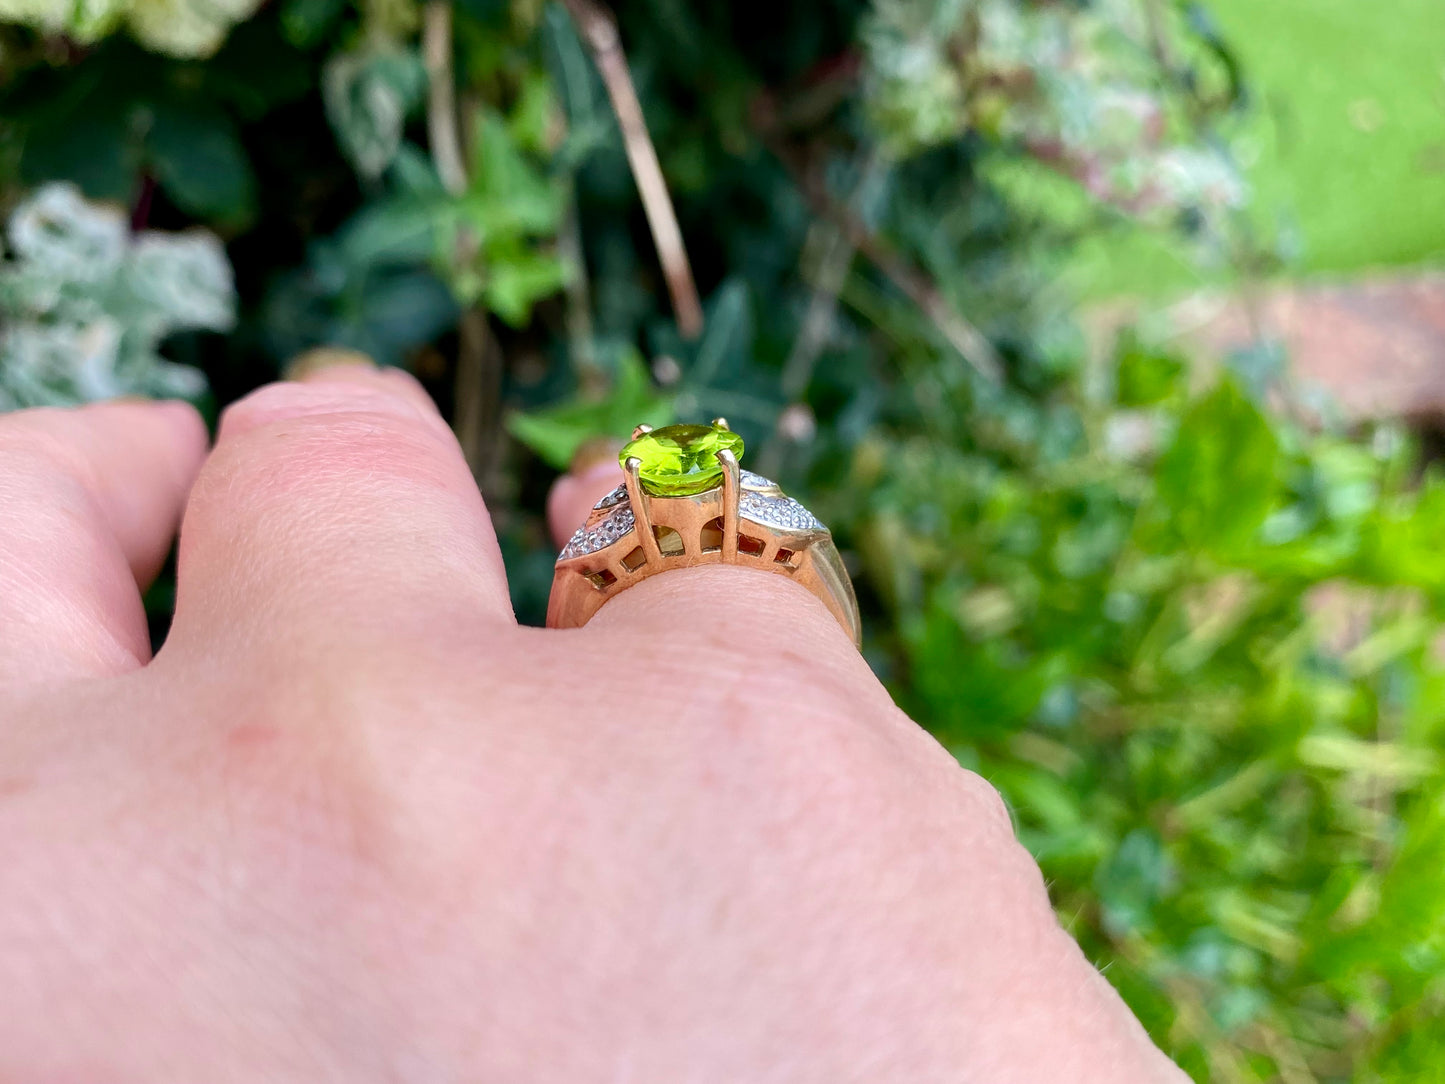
[{"x1": 546, "y1": 421, "x2": 861, "y2": 646}]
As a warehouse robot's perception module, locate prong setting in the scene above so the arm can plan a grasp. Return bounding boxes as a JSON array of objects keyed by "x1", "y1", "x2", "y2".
[
  {"x1": 711, "y1": 417, "x2": 729, "y2": 430},
  {"x1": 623, "y1": 455, "x2": 664, "y2": 565},
  {"x1": 717, "y1": 447, "x2": 740, "y2": 561},
  {"x1": 631, "y1": 423, "x2": 654, "y2": 440}
]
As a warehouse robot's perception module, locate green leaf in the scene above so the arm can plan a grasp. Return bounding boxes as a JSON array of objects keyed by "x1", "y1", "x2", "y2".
[
  {"x1": 1154, "y1": 379, "x2": 1278, "y2": 553},
  {"x1": 1095, "y1": 828, "x2": 1175, "y2": 937},
  {"x1": 323, "y1": 46, "x2": 427, "y2": 180},
  {"x1": 507, "y1": 69, "x2": 560, "y2": 155},
  {"x1": 337, "y1": 198, "x2": 440, "y2": 268},
  {"x1": 146, "y1": 101, "x2": 257, "y2": 225},
  {"x1": 204, "y1": 18, "x2": 317, "y2": 117},
  {"x1": 466, "y1": 111, "x2": 565, "y2": 236},
  {"x1": 389, "y1": 144, "x2": 446, "y2": 199},
  {"x1": 350, "y1": 269, "x2": 459, "y2": 367},
  {"x1": 1116, "y1": 340, "x2": 1186, "y2": 407},
  {"x1": 484, "y1": 249, "x2": 569, "y2": 327},
  {"x1": 438, "y1": 110, "x2": 567, "y2": 321},
  {"x1": 20, "y1": 104, "x2": 138, "y2": 203},
  {"x1": 279, "y1": 0, "x2": 345, "y2": 48},
  {"x1": 691, "y1": 278, "x2": 752, "y2": 385},
  {"x1": 508, "y1": 350, "x2": 674, "y2": 469}
]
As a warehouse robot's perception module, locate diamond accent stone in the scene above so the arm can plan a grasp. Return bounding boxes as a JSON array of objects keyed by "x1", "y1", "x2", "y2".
[
  {"x1": 559, "y1": 506, "x2": 636, "y2": 560},
  {"x1": 739, "y1": 491, "x2": 824, "y2": 533},
  {"x1": 740, "y1": 470, "x2": 778, "y2": 490},
  {"x1": 594, "y1": 484, "x2": 629, "y2": 510}
]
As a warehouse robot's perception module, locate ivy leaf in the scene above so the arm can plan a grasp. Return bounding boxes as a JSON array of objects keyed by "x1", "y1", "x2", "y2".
[
  {"x1": 336, "y1": 197, "x2": 440, "y2": 268},
  {"x1": 347, "y1": 269, "x2": 459, "y2": 367},
  {"x1": 322, "y1": 46, "x2": 426, "y2": 181},
  {"x1": 279, "y1": 0, "x2": 345, "y2": 49},
  {"x1": 20, "y1": 100, "x2": 138, "y2": 204},
  {"x1": 389, "y1": 144, "x2": 446, "y2": 199},
  {"x1": 441, "y1": 111, "x2": 567, "y2": 322},
  {"x1": 146, "y1": 100, "x2": 257, "y2": 225},
  {"x1": 484, "y1": 247, "x2": 569, "y2": 327},
  {"x1": 508, "y1": 350, "x2": 673, "y2": 469},
  {"x1": 0, "y1": 184, "x2": 223, "y2": 409},
  {"x1": 465, "y1": 111, "x2": 565, "y2": 236}
]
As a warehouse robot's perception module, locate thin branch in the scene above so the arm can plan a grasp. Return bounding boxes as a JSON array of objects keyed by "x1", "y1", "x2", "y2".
[
  {"x1": 423, "y1": 0, "x2": 494, "y2": 477},
  {"x1": 779, "y1": 154, "x2": 886, "y2": 399},
  {"x1": 563, "y1": 0, "x2": 703, "y2": 339},
  {"x1": 781, "y1": 222, "x2": 855, "y2": 398},
  {"x1": 755, "y1": 220, "x2": 852, "y2": 479},
  {"x1": 827, "y1": 188, "x2": 1002, "y2": 382},
  {"x1": 559, "y1": 177, "x2": 600, "y2": 385},
  {"x1": 454, "y1": 308, "x2": 506, "y2": 486},
  {"x1": 765, "y1": 138, "x2": 1003, "y2": 383},
  {"x1": 422, "y1": 0, "x2": 468, "y2": 197}
]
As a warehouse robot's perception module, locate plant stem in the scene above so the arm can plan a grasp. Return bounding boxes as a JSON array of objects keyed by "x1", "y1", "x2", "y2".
[
  {"x1": 423, "y1": 0, "x2": 468, "y2": 197},
  {"x1": 422, "y1": 0, "x2": 496, "y2": 480},
  {"x1": 559, "y1": 178, "x2": 599, "y2": 385},
  {"x1": 563, "y1": 0, "x2": 703, "y2": 339},
  {"x1": 763, "y1": 135, "x2": 1003, "y2": 383}
]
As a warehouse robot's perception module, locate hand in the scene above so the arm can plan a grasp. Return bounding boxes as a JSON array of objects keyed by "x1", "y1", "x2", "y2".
[{"x1": 0, "y1": 364, "x2": 1183, "y2": 1082}]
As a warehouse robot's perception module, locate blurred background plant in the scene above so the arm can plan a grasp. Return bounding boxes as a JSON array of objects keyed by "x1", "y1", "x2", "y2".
[
  {"x1": 0, "y1": 182, "x2": 230, "y2": 407},
  {"x1": 2, "y1": 0, "x2": 1443, "y2": 1078}
]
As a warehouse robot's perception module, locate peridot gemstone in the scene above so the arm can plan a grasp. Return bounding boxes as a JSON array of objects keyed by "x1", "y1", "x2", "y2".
[{"x1": 619, "y1": 423, "x2": 744, "y2": 496}]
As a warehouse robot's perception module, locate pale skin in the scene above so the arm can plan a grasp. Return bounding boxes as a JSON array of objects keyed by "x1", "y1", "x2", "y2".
[{"x1": 0, "y1": 363, "x2": 1185, "y2": 1082}]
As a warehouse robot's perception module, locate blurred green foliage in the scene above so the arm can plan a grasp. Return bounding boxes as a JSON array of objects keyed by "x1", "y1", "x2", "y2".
[
  {"x1": 1068, "y1": 0, "x2": 1445, "y2": 297},
  {"x1": 863, "y1": 363, "x2": 1445, "y2": 1080},
  {"x1": 3, "y1": 0, "x2": 1444, "y2": 1078}
]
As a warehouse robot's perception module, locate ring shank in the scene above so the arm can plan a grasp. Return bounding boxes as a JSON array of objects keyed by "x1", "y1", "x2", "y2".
[{"x1": 547, "y1": 481, "x2": 861, "y2": 646}]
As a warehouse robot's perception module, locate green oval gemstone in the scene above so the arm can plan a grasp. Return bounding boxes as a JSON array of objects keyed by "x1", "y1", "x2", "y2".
[{"x1": 620, "y1": 423, "x2": 744, "y2": 496}]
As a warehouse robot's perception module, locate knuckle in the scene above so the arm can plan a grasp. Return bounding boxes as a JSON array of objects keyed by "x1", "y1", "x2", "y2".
[
  {"x1": 200, "y1": 385, "x2": 461, "y2": 504},
  {"x1": 218, "y1": 379, "x2": 440, "y2": 444}
]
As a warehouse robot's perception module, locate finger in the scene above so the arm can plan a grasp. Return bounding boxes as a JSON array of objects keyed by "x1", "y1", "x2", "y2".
[
  {"x1": 170, "y1": 364, "x2": 514, "y2": 657},
  {"x1": 547, "y1": 458, "x2": 625, "y2": 549},
  {"x1": 0, "y1": 400, "x2": 208, "y2": 683},
  {"x1": 595, "y1": 562, "x2": 865, "y2": 685}
]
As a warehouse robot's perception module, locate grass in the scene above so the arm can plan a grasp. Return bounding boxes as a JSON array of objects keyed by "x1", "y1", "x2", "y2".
[{"x1": 1065, "y1": 0, "x2": 1445, "y2": 298}]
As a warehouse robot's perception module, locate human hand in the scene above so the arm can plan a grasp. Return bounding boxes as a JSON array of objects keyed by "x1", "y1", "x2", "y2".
[{"x1": 0, "y1": 364, "x2": 1184, "y2": 1082}]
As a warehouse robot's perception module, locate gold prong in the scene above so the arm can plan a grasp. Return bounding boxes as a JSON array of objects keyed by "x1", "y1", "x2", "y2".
[
  {"x1": 631, "y1": 423, "x2": 654, "y2": 440},
  {"x1": 711, "y1": 417, "x2": 729, "y2": 431},
  {"x1": 717, "y1": 447, "x2": 740, "y2": 562},
  {"x1": 623, "y1": 456, "x2": 663, "y2": 566}
]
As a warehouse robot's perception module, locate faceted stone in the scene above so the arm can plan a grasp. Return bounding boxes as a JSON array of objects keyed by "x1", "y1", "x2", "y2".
[{"x1": 619, "y1": 423, "x2": 744, "y2": 496}]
